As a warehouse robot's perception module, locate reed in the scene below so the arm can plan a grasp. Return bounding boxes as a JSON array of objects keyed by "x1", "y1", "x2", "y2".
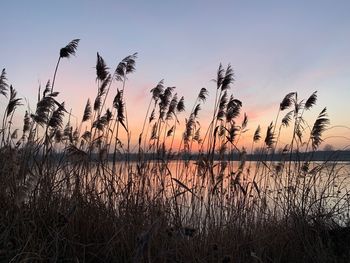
[{"x1": 0, "y1": 40, "x2": 349, "y2": 262}]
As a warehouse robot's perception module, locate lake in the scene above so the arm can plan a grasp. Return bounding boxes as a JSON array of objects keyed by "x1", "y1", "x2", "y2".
[{"x1": 67, "y1": 158, "x2": 350, "y2": 225}]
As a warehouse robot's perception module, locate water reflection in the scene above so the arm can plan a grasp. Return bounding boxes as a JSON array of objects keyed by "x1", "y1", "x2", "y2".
[{"x1": 78, "y1": 160, "x2": 350, "y2": 224}]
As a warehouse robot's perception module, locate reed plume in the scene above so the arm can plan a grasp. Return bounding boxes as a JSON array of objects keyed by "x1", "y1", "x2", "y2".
[
  {"x1": 310, "y1": 107, "x2": 329, "y2": 150},
  {"x1": 253, "y1": 125, "x2": 261, "y2": 142},
  {"x1": 151, "y1": 79, "x2": 164, "y2": 101},
  {"x1": 214, "y1": 63, "x2": 224, "y2": 89},
  {"x1": 198, "y1": 87, "x2": 208, "y2": 102},
  {"x1": 221, "y1": 64, "x2": 234, "y2": 91},
  {"x1": 113, "y1": 89, "x2": 127, "y2": 131},
  {"x1": 176, "y1": 96, "x2": 185, "y2": 112},
  {"x1": 281, "y1": 110, "x2": 293, "y2": 127},
  {"x1": 304, "y1": 91, "x2": 317, "y2": 110},
  {"x1": 115, "y1": 53, "x2": 138, "y2": 81},
  {"x1": 59, "y1": 39, "x2": 80, "y2": 58},
  {"x1": 241, "y1": 113, "x2": 248, "y2": 130},
  {"x1": 226, "y1": 95, "x2": 242, "y2": 123},
  {"x1": 166, "y1": 93, "x2": 178, "y2": 121},
  {"x1": 280, "y1": 92, "x2": 296, "y2": 111},
  {"x1": 217, "y1": 91, "x2": 228, "y2": 120},
  {"x1": 52, "y1": 39, "x2": 80, "y2": 92},
  {"x1": 5, "y1": 85, "x2": 22, "y2": 118},
  {"x1": 82, "y1": 99, "x2": 92, "y2": 122},
  {"x1": 0, "y1": 68, "x2": 8, "y2": 97},
  {"x1": 48, "y1": 102, "x2": 65, "y2": 129},
  {"x1": 264, "y1": 122, "x2": 275, "y2": 149},
  {"x1": 32, "y1": 91, "x2": 59, "y2": 126},
  {"x1": 96, "y1": 52, "x2": 110, "y2": 82}
]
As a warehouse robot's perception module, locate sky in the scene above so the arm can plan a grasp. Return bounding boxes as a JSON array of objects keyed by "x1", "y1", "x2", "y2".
[{"x1": 1, "y1": 0, "x2": 350, "y2": 150}]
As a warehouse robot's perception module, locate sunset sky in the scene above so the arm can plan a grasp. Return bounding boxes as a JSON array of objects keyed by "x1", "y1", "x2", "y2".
[{"x1": 1, "y1": 0, "x2": 350, "y2": 150}]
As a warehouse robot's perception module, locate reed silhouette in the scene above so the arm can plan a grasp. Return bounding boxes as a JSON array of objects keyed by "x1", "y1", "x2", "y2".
[{"x1": 0, "y1": 39, "x2": 349, "y2": 262}]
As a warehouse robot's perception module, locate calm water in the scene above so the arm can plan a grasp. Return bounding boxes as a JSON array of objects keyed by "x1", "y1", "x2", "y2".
[
  {"x1": 93, "y1": 160, "x2": 350, "y2": 205},
  {"x1": 75, "y1": 159, "x2": 350, "y2": 223}
]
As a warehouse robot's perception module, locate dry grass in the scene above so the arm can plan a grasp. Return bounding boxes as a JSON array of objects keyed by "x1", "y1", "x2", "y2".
[{"x1": 0, "y1": 39, "x2": 350, "y2": 262}]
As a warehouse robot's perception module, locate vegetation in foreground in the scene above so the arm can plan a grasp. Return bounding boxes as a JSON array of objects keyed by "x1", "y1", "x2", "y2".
[{"x1": 1, "y1": 39, "x2": 350, "y2": 262}]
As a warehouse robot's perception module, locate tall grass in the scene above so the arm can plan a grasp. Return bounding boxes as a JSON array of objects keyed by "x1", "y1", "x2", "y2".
[{"x1": 1, "y1": 39, "x2": 350, "y2": 262}]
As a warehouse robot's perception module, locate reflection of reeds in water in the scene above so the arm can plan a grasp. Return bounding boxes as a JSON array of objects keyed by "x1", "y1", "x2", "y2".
[{"x1": 0, "y1": 39, "x2": 349, "y2": 262}]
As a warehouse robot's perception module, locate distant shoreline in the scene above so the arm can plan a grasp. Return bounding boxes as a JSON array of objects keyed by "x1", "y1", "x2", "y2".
[{"x1": 79, "y1": 150, "x2": 350, "y2": 162}]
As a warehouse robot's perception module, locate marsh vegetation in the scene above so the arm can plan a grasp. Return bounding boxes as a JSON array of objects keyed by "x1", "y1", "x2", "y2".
[{"x1": 1, "y1": 39, "x2": 350, "y2": 262}]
